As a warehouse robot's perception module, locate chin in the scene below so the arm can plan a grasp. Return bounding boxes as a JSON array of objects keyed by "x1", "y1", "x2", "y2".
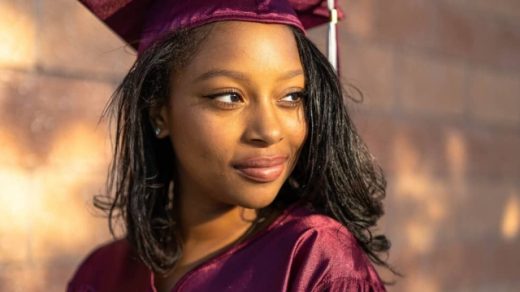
[
  {"x1": 235, "y1": 196, "x2": 276, "y2": 210},
  {"x1": 230, "y1": 187, "x2": 281, "y2": 210}
]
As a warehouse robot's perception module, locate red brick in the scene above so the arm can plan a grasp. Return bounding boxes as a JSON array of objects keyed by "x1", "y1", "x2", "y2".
[
  {"x1": 0, "y1": 264, "x2": 45, "y2": 291},
  {"x1": 375, "y1": 154, "x2": 520, "y2": 291},
  {"x1": 341, "y1": 0, "x2": 377, "y2": 39},
  {"x1": 39, "y1": 0, "x2": 135, "y2": 76},
  {"x1": 464, "y1": 127, "x2": 520, "y2": 179},
  {"x1": 306, "y1": 24, "x2": 328, "y2": 53},
  {"x1": 354, "y1": 115, "x2": 520, "y2": 180},
  {"x1": 398, "y1": 51, "x2": 466, "y2": 116},
  {"x1": 458, "y1": 182, "x2": 520, "y2": 241},
  {"x1": 352, "y1": 115, "x2": 444, "y2": 175},
  {"x1": 0, "y1": 69, "x2": 115, "y2": 160},
  {"x1": 0, "y1": 260, "x2": 97, "y2": 291},
  {"x1": 45, "y1": 261, "x2": 83, "y2": 291},
  {"x1": 342, "y1": 40, "x2": 397, "y2": 111},
  {"x1": 305, "y1": 29, "x2": 397, "y2": 112},
  {"x1": 0, "y1": 69, "x2": 114, "y2": 265},
  {"x1": 29, "y1": 154, "x2": 113, "y2": 256},
  {"x1": 483, "y1": 21, "x2": 520, "y2": 71},
  {"x1": 432, "y1": 240, "x2": 520, "y2": 290},
  {"x1": 372, "y1": 0, "x2": 520, "y2": 71},
  {"x1": 435, "y1": 3, "x2": 520, "y2": 71},
  {"x1": 352, "y1": 115, "x2": 520, "y2": 266},
  {"x1": 434, "y1": 2, "x2": 476, "y2": 59},
  {"x1": 0, "y1": 230, "x2": 30, "y2": 263},
  {"x1": 471, "y1": 0, "x2": 520, "y2": 20},
  {"x1": 468, "y1": 68, "x2": 520, "y2": 125},
  {"x1": 387, "y1": 239, "x2": 520, "y2": 291},
  {"x1": 0, "y1": 0, "x2": 37, "y2": 68},
  {"x1": 375, "y1": 0, "x2": 437, "y2": 49}
]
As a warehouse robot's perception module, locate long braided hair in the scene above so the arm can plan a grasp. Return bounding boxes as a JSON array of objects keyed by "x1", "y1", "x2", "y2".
[{"x1": 96, "y1": 24, "x2": 396, "y2": 275}]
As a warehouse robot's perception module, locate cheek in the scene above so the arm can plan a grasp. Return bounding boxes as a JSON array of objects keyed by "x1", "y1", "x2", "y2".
[
  {"x1": 284, "y1": 109, "x2": 307, "y2": 148},
  {"x1": 169, "y1": 108, "x2": 240, "y2": 164}
]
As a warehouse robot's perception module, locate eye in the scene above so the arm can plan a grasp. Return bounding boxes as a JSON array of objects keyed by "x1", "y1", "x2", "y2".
[
  {"x1": 279, "y1": 91, "x2": 304, "y2": 107},
  {"x1": 212, "y1": 92, "x2": 243, "y2": 104},
  {"x1": 203, "y1": 90, "x2": 244, "y2": 109},
  {"x1": 280, "y1": 92, "x2": 302, "y2": 102}
]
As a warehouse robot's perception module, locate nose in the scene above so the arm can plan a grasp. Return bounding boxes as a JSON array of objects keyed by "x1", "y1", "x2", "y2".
[{"x1": 243, "y1": 101, "x2": 283, "y2": 146}]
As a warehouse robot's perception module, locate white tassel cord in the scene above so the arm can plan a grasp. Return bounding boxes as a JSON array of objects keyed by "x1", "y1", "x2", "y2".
[{"x1": 327, "y1": 0, "x2": 338, "y2": 71}]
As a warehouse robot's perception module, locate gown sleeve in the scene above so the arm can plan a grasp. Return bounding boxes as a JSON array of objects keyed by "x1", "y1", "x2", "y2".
[
  {"x1": 286, "y1": 218, "x2": 386, "y2": 292},
  {"x1": 314, "y1": 276, "x2": 386, "y2": 292},
  {"x1": 67, "y1": 239, "x2": 152, "y2": 292}
]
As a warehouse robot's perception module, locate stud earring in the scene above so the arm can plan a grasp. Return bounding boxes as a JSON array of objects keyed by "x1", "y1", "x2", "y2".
[{"x1": 154, "y1": 127, "x2": 161, "y2": 137}]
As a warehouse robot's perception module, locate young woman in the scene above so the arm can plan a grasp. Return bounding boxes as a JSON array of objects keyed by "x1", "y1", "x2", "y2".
[{"x1": 69, "y1": 1, "x2": 395, "y2": 291}]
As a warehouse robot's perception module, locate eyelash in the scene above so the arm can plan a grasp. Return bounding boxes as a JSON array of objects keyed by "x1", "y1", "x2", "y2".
[
  {"x1": 203, "y1": 90, "x2": 305, "y2": 109},
  {"x1": 278, "y1": 91, "x2": 305, "y2": 107},
  {"x1": 203, "y1": 90, "x2": 243, "y2": 109}
]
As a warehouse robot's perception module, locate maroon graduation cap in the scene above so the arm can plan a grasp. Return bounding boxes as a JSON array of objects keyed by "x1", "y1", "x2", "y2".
[{"x1": 79, "y1": 0, "x2": 343, "y2": 69}]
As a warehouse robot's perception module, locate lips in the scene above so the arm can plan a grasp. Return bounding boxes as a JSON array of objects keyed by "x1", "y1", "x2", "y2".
[{"x1": 232, "y1": 156, "x2": 288, "y2": 183}]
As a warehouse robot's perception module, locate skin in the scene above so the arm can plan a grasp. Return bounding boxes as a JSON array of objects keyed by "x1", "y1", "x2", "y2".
[{"x1": 151, "y1": 21, "x2": 307, "y2": 290}]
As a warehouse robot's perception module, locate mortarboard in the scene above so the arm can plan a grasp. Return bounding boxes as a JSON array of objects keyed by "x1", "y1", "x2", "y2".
[{"x1": 79, "y1": 0, "x2": 343, "y2": 70}]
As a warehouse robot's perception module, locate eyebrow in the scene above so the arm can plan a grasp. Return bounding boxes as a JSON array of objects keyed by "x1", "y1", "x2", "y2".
[{"x1": 194, "y1": 69, "x2": 304, "y2": 83}]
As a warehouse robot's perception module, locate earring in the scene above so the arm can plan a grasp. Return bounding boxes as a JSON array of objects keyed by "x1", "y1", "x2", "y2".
[{"x1": 154, "y1": 127, "x2": 161, "y2": 137}]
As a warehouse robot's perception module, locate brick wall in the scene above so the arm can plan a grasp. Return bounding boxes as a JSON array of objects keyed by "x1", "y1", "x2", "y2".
[
  {"x1": 0, "y1": 0, "x2": 518, "y2": 291},
  {"x1": 316, "y1": 1, "x2": 520, "y2": 291},
  {"x1": 0, "y1": 1, "x2": 133, "y2": 290}
]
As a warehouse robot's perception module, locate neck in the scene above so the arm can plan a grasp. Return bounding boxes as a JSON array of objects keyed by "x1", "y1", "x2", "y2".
[
  {"x1": 182, "y1": 203, "x2": 256, "y2": 245},
  {"x1": 175, "y1": 189, "x2": 257, "y2": 246},
  {"x1": 154, "y1": 183, "x2": 260, "y2": 289}
]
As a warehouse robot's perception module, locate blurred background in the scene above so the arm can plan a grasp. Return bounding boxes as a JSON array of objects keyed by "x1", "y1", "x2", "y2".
[{"x1": 0, "y1": 0, "x2": 518, "y2": 291}]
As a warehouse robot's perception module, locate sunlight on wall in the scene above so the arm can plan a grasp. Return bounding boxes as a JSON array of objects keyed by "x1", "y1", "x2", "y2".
[
  {"x1": 0, "y1": 2, "x2": 36, "y2": 67},
  {"x1": 392, "y1": 128, "x2": 470, "y2": 257},
  {"x1": 32, "y1": 123, "x2": 111, "y2": 258},
  {"x1": 501, "y1": 193, "x2": 519, "y2": 241},
  {"x1": 0, "y1": 123, "x2": 110, "y2": 265},
  {"x1": 393, "y1": 132, "x2": 447, "y2": 254},
  {"x1": 0, "y1": 131, "x2": 33, "y2": 262},
  {"x1": 446, "y1": 129, "x2": 467, "y2": 196},
  {"x1": 404, "y1": 273, "x2": 440, "y2": 292}
]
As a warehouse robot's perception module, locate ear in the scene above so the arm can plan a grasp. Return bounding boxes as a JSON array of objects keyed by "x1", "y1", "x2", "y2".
[{"x1": 149, "y1": 104, "x2": 170, "y2": 139}]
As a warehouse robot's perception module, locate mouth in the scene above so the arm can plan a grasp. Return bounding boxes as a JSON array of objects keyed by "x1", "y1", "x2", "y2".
[{"x1": 232, "y1": 155, "x2": 288, "y2": 183}]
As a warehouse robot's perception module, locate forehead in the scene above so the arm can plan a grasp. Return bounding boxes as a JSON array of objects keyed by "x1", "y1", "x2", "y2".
[{"x1": 184, "y1": 21, "x2": 302, "y2": 75}]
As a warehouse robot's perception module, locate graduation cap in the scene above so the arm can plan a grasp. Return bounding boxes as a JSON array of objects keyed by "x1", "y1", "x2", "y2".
[{"x1": 79, "y1": 0, "x2": 343, "y2": 70}]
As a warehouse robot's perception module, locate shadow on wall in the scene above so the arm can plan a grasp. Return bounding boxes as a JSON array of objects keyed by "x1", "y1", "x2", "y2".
[
  {"x1": 364, "y1": 117, "x2": 520, "y2": 291},
  {"x1": 0, "y1": 73, "x2": 114, "y2": 290}
]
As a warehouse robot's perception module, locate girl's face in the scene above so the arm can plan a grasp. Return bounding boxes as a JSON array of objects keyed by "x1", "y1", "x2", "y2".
[{"x1": 157, "y1": 21, "x2": 307, "y2": 210}]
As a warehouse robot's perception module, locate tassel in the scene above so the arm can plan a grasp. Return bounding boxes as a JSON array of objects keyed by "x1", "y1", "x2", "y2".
[{"x1": 327, "y1": 0, "x2": 338, "y2": 72}]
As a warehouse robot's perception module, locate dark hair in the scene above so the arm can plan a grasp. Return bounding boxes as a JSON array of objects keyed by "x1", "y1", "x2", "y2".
[{"x1": 97, "y1": 23, "x2": 396, "y2": 276}]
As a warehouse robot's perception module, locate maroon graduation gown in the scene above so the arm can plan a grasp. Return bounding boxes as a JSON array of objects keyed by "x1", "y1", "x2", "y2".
[{"x1": 68, "y1": 203, "x2": 385, "y2": 291}]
